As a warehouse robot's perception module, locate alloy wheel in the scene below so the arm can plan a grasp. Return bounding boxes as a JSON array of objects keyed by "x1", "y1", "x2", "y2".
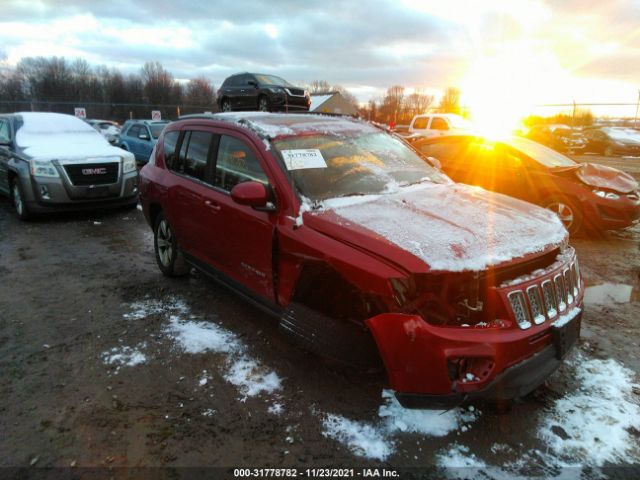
[
  {"x1": 156, "y1": 219, "x2": 174, "y2": 267},
  {"x1": 222, "y1": 100, "x2": 231, "y2": 112},
  {"x1": 547, "y1": 202, "x2": 574, "y2": 229},
  {"x1": 12, "y1": 183, "x2": 24, "y2": 217},
  {"x1": 258, "y1": 97, "x2": 269, "y2": 112}
]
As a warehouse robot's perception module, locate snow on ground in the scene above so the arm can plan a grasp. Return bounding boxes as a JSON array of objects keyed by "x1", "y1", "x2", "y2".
[
  {"x1": 102, "y1": 343, "x2": 147, "y2": 368},
  {"x1": 320, "y1": 389, "x2": 480, "y2": 461},
  {"x1": 321, "y1": 413, "x2": 394, "y2": 461},
  {"x1": 123, "y1": 296, "x2": 189, "y2": 320},
  {"x1": 223, "y1": 358, "x2": 282, "y2": 399},
  {"x1": 118, "y1": 297, "x2": 284, "y2": 404},
  {"x1": 538, "y1": 354, "x2": 640, "y2": 466}
]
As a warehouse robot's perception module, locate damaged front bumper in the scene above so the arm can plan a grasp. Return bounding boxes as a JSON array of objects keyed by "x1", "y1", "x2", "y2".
[
  {"x1": 366, "y1": 248, "x2": 584, "y2": 409},
  {"x1": 367, "y1": 308, "x2": 582, "y2": 409}
]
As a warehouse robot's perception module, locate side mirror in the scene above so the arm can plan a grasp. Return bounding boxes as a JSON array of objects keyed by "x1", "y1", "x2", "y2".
[
  {"x1": 427, "y1": 156, "x2": 442, "y2": 170},
  {"x1": 230, "y1": 181, "x2": 273, "y2": 210},
  {"x1": 248, "y1": 80, "x2": 258, "y2": 88},
  {"x1": 139, "y1": 133, "x2": 150, "y2": 140}
]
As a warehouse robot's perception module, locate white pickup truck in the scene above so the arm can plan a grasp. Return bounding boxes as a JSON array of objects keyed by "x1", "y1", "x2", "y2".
[{"x1": 407, "y1": 113, "x2": 475, "y2": 138}]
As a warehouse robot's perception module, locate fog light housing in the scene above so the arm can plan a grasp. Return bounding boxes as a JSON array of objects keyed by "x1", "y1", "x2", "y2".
[{"x1": 39, "y1": 185, "x2": 50, "y2": 200}]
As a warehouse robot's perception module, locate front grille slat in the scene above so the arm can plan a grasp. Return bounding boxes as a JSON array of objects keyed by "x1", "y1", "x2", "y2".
[{"x1": 64, "y1": 162, "x2": 119, "y2": 186}]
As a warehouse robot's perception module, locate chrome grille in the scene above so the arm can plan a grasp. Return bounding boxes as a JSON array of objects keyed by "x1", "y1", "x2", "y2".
[
  {"x1": 554, "y1": 274, "x2": 567, "y2": 312},
  {"x1": 526, "y1": 285, "x2": 546, "y2": 324},
  {"x1": 542, "y1": 280, "x2": 558, "y2": 318},
  {"x1": 564, "y1": 268, "x2": 574, "y2": 304},
  {"x1": 508, "y1": 291, "x2": 532, "y2": 329}
]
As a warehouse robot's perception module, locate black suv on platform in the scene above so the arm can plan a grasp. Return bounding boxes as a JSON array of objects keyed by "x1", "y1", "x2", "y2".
[{"x1": 217, "y1": 73, "x2": 310, "y2": 113}]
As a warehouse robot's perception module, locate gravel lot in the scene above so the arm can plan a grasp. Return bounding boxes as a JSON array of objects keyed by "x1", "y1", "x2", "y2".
[{"x1": 1, "y1": 159, "x2": 639, "y2": 478}]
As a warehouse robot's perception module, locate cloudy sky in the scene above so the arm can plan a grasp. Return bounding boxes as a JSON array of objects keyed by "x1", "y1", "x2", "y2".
[{"x1": 1, "y1": 0, "x2": 639, "y2": 112}]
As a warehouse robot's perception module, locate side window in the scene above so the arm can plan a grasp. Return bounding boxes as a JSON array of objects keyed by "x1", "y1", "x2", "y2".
[
  {"x1": 173, "y1": 131, "x2": 191, "y2": 173},
  {"x1": 183, "y1": 131, "x2": 213, "y2": 181},
  {"x1": 0, "y1": 120, "x2": 10, "y2": 143},
  {"x1": 163, "y1": 131, "x2": 180, "y2": 170},
  {"x1": 412, "y1": 117, "x2": 428, "y2": 130},
  {"x1": 140, "y1": 126, "x2": 151, "y2": 140},
  {"x1": 430, "y1": 117, "x2": 449, "y2": 130},
  {"x1": 214, "y1": 135, "x2": 269, "y2": 192},
  {"x1": 128, "y1": 125, "x2": 140, "y2": 138}
]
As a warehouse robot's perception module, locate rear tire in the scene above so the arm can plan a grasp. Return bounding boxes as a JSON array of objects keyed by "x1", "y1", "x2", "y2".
[
  {"x1": 10, "y1": 178, "x2": 30, "y2": 221},
  {"x1": 221, "y1": 99, "x2": 231, "y2": 112},
  {"x1": 153, "y1": 212, "x2": 189, "y2": 277},
  {"x1": 543, "y1": 196, "x2": 583, "y2": 235}
]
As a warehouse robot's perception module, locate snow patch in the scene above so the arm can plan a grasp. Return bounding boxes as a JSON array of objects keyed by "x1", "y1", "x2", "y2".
[
  {"x1": 224, "y1": 358, "x2": 282, "y2": 398},
  {"x1": 102, "y1": 344, "x2": 147, "y2": 367},
  {"x1": 123, "y1": 297, "x2": 189, "y2": 320},
  {"x1": 378, "y1": 390, "x2": 478, "y2": 436},
  {"x1": 538, "y1": 355, "x2": 640, "y2": 466},
  {"x1": 165, "y1": 315, "x2": 241, "y2": 355},
  {"x1": 320, "y1": 390, "x2": 480, "y2": 460},
  {"x1": 321, "y1": 413, "x2": 394, "y2": 461}
]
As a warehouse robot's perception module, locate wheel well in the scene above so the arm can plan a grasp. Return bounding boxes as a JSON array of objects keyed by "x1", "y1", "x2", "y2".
[
  {"x1": 292, "y1": 262, "x2": 385, "y2": 323},
  {"x1": 148, "y1": 203, "x2": 162, "y2": 228}
]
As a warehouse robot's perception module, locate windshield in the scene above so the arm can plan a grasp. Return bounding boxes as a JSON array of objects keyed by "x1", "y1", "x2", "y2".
[
  {"x1": 255, "y1": 74, "x2": 292, "y2": 87},
  {"x1": 150, "y1": 124, "x2": 167, "y2": 139},
  {"x1": 507, "y1": 136, "x2": 577, "y2": 168},
  {"x1": 272, "y1": 131, "x2": 449, "y2": 201}
]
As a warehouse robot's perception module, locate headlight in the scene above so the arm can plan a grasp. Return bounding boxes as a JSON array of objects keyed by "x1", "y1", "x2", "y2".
[
  {"x1": 593, "y1": 189, "x2": 619, "y2": 200},
  {"x1": 122, "y1": 155, "x2": 137, "y2": 173},
  {"x1": 30, "y1": 159, "x2": 59, "y2": 178}
]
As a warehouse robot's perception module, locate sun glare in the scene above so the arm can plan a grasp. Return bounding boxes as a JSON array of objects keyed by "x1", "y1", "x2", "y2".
[{"x1": 461, "y1": 46, "x2": 571, "y2": 140}]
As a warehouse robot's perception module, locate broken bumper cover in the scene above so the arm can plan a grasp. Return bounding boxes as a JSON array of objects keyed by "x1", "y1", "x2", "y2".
[{"x1": 366, "y1": 308, "x2": 582, "y2": 409}]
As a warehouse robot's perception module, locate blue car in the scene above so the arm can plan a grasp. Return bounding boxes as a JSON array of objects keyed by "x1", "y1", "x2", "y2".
[{"x1": 119, "y1": 120, "x2": 169, "y2": 163}]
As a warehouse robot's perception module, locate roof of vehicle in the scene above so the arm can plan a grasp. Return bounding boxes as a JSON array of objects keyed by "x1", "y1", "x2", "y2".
[
  {"x1": 124, "y1": 119, "x2": 169, "y2": 125},
  {"x1": 178, "y1": 112, "x2": 377, "y2": 139}
]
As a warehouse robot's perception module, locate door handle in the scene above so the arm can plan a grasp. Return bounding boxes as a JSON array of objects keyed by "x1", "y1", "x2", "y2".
[{"x1": 204, "y1": 200, "x2": 221, "y2": 212}]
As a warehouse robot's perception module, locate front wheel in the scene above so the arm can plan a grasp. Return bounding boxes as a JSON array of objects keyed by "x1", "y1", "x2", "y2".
[
  {"x1": 153, "y1": 212, "x2": 189, "y2": 277},
  {"x1": 258, "y1": 96, "x2": 270, "y2": 112},
  {"x1": 10, "y1": 178, "x2": 30, "y2": 221},
  {"x1": 221, "y1": 99, "x2": 231, "y2": 112},
  {"x1": 604, "y1": 145, "x2": 614, "y2": 157},
  {"x1": 544, "y1": 197, "x2": 583, "y2": 235}
]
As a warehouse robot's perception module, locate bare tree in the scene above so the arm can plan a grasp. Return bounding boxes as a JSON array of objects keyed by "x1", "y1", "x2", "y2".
[{"x1": 438, "y1": 87, "x2": 461, "y2": 114}]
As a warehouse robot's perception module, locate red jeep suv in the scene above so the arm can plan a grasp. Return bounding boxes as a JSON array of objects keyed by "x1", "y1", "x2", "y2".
[{"x1": 139, "y1": 113, "x2": 584, "y2": 408}]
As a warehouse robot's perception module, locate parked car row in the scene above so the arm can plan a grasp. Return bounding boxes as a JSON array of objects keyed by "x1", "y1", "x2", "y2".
[{"x1": 524, "y1": 123, "x2": 640, "y2": 157}]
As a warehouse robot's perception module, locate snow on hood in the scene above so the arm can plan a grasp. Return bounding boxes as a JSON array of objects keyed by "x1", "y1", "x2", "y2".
[
  {"x1": 317, "y1": 184, "x2": 567, "y2": 272},
  {"x1": 16, "y1": 112, "x2": 129, "y2": 159},
  {"x1": 576, "y1": 163, "x2": 638, "y2": 194}
]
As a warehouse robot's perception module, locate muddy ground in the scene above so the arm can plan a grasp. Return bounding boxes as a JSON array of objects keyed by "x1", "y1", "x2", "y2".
[{"x1": 0, "y1": 160, "x2": 639, "y2": 479}]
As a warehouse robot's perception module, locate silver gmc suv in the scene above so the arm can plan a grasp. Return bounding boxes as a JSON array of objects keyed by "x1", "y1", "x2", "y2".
[{"x1": 0, "y1": 112, "x2": 139, "y2": 220}]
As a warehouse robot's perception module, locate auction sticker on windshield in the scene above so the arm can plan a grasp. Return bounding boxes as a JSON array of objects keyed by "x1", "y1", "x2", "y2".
[{"x1": 281, "y1": 149, "x2": 327, "y2": 170}]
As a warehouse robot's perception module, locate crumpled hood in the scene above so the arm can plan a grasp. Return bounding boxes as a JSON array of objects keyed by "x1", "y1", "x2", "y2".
[
  {"x1": 306, "y1": 183, "x2": 568, "y2": 273},
  {"x1": 576, "y1": 163, "x2": 638, "y2": 193}
]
